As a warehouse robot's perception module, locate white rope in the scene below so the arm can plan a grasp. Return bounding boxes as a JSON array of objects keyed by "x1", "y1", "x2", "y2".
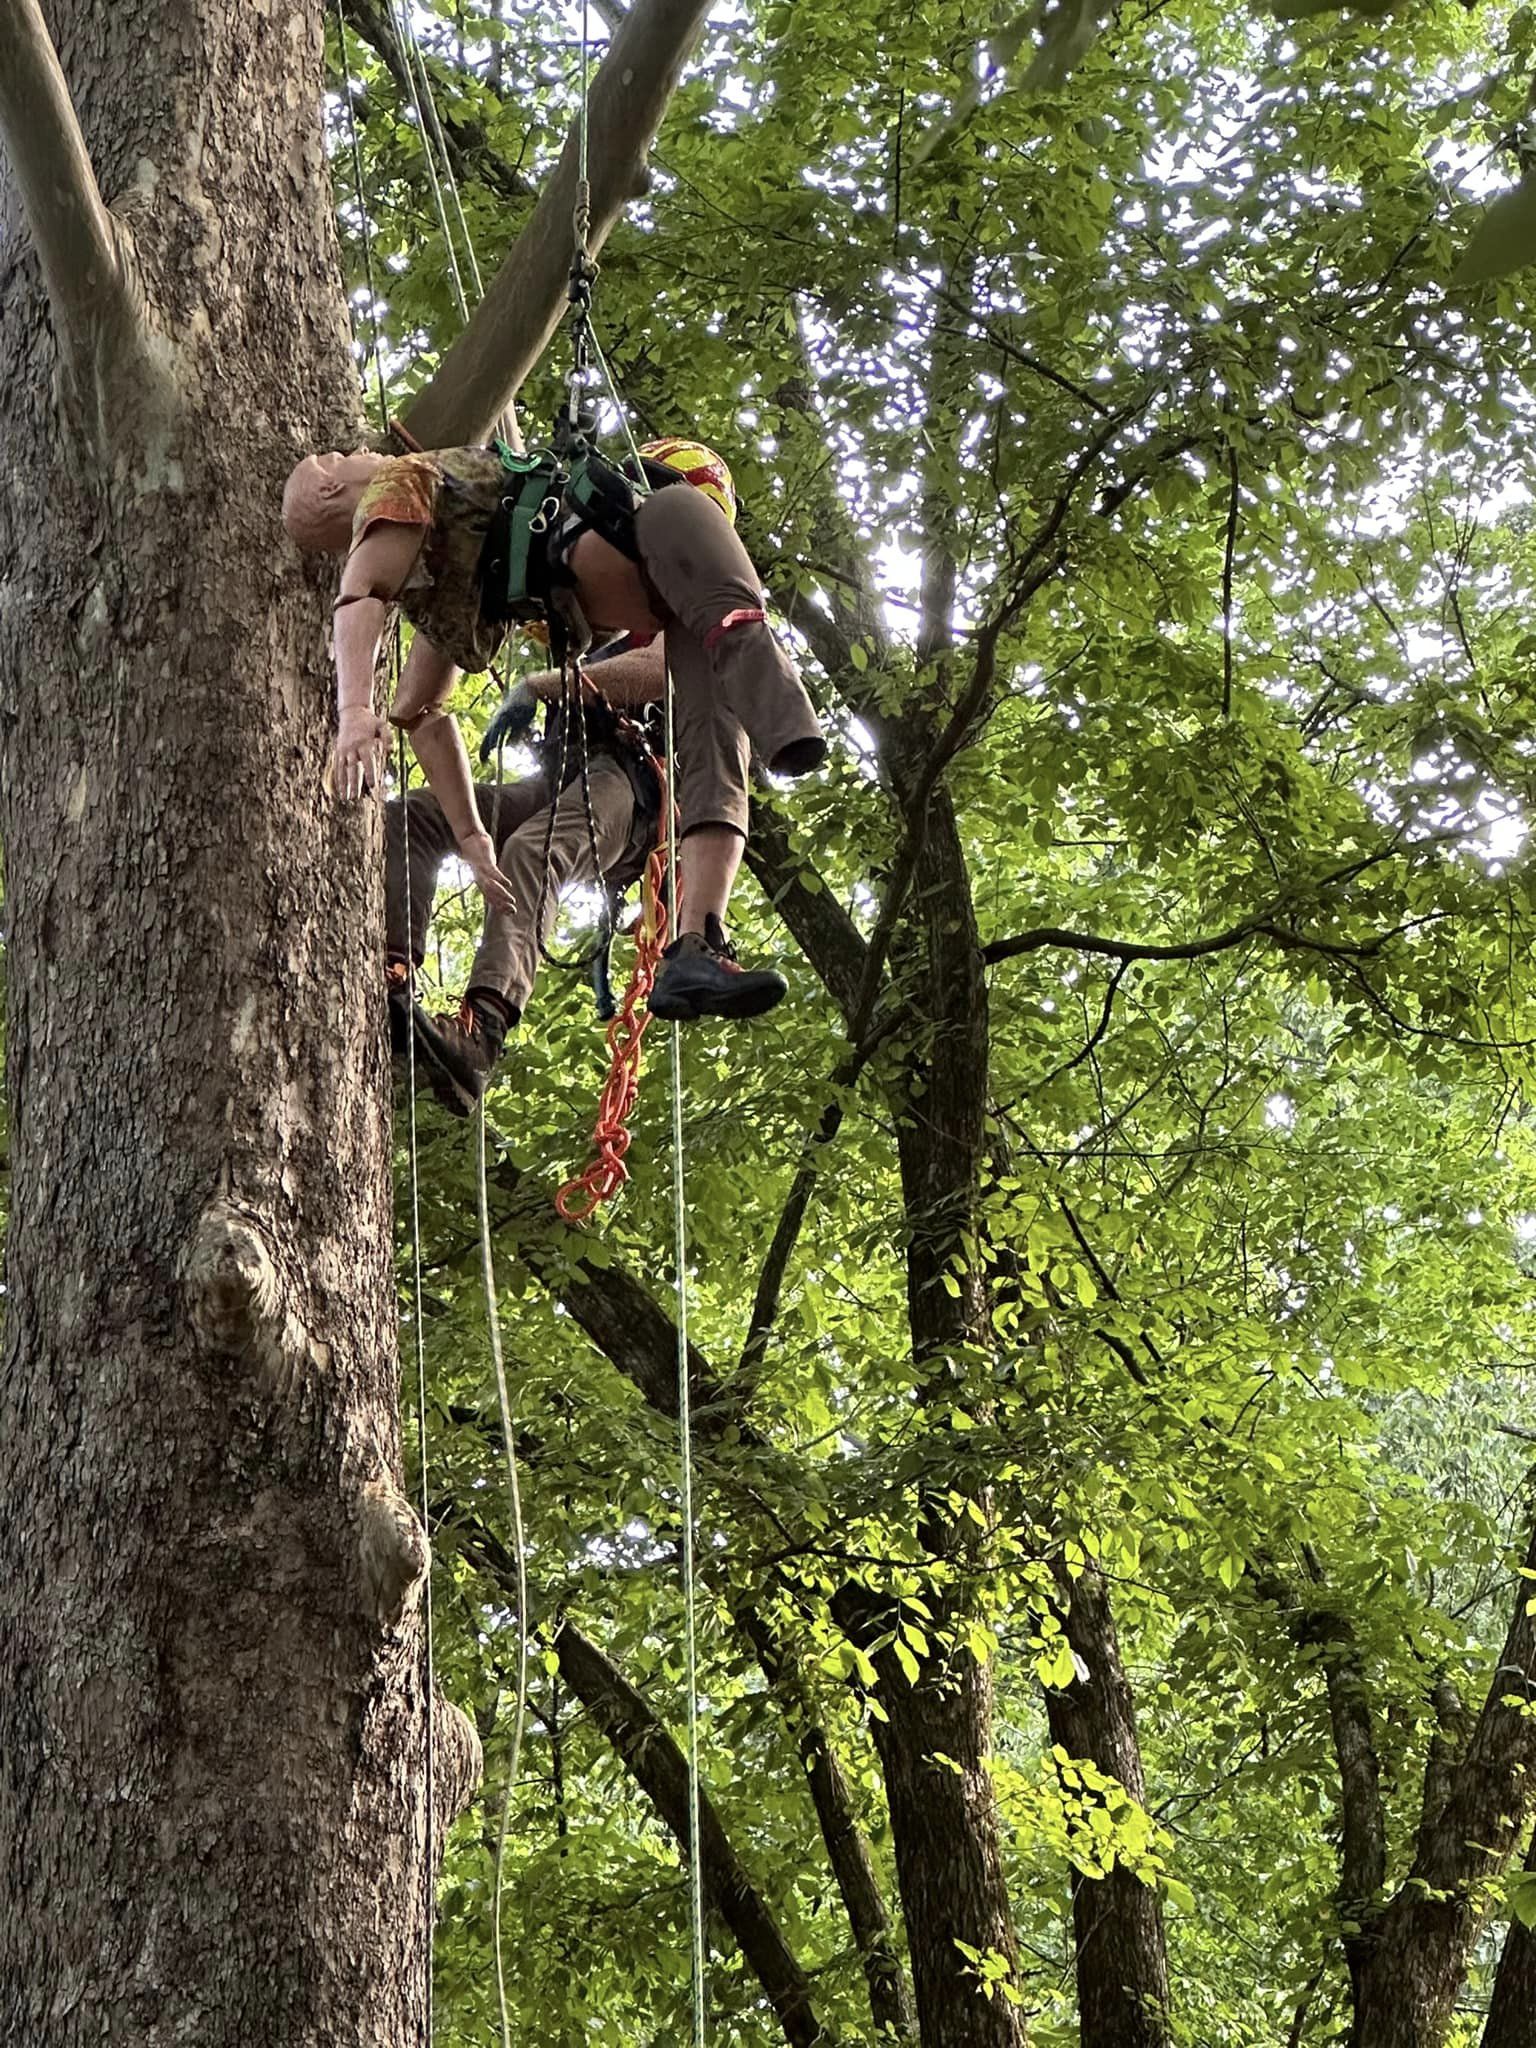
[
  {"x1": 663, "y1": 649, "x2": 708, "y2": 2048},
  {"x1": 409, "y1": 36, "x2": 486, "y2": 300},
  {"x1": 394, "y1": 731, "x2": 438, "y2": 2048},
  {"x1": 388, "y1": 0, "x2": 471, "y2": 323},
  {"x1": 479, "y1": 745, "x2": 530, "y2": 2048},
  {"x1": 333, "y1": 0, "x2": 391, "y2": 433},
  {"x1": 581, "y1": 178, "x2": 709, "y2": 2048}
]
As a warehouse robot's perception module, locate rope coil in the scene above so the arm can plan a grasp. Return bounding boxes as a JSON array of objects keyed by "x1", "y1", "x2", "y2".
[{"x1": 557, "y1": 757, "x2": 676, "y2": 1222}]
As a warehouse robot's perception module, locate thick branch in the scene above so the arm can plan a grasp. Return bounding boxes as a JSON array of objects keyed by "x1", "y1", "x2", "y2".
[
  {"x1": 403, "y1": 0, "x2": 711, "y2": 446},
  {"x1": 1387, "y1": 1510, "x2": 1536, "y2": 1907},
  {"x1": 738, "y1": 1020, "x2": 898, "y2": 1389},
  {"x1": 0, "y1": 0, "x2": 133, "y2": 384},
  {"x1": 743, "y1": 798, "x2": 869, "y2": 1031},
  {"x1": 1253, "y1": 1569, "x2": 1385, "y2": 1958},
  {"x1": 982, "y1": 915, "x2": 1392, "y2": 970},
  {"x1": 555, "y1": 1617, "x2": 836, "y2": 2048},
  {"x1": 1046, "y1": 1560, "x2": 1171, "y2": 2048}
]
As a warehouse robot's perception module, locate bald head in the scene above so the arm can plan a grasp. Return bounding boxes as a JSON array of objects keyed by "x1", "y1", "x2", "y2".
[{"x1": 282, "y1": 449, "x2": 384, "y2": 553}]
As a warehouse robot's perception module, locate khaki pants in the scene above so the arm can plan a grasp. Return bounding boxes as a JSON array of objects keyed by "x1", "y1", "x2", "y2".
[
  {"x1": 385, "y1": 756, "x2": 647, "y2": 1017},
  {"x1": 633, "y1": 485, "x2": 825, "y2": 839}
]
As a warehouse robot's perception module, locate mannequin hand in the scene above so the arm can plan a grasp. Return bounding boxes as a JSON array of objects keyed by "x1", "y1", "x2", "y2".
[{"x1": 330, "y1": 706, "x2": 391, "y2": 800}]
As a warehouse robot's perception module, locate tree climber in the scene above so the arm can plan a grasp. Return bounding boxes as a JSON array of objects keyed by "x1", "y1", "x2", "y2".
[
  {"x1": 281, "y1": 434, "x2": 827, "y2": 1112},
  {"x1": 383, "y1": 657, "x2": 658, "y2": 1115}
]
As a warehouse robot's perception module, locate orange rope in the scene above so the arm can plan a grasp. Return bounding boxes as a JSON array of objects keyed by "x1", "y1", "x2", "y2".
[{"x1": 556, "y1": 758, "x2": 677, "y2": 1223}]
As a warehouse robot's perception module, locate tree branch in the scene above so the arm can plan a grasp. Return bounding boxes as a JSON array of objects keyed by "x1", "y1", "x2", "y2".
[
  {"x1": 402, "y1": 0, "x2": 712, "y2": 446},
  {"x1": 341, "y1": 0, "x2": 531, "y2": 203},
  {"x1": 737, "y1": 1606, "x2": 917, "y2": 2042},
  {"x1": 982, "y1": 914, "x2": 1393, "y2": 970},
  {"x1": 743, "y1": 797, "x2": 869, "y2": 1031},
  {"x1": 1221, "y1": 443, "x2": 1239, "y2": 717},
  {"x1": 0, "y1": 0, "x2": 135, "y2": 391},
  {"x1": 554, "y1": 1616, "x2": 837, "y2": 2048},
  {"x1": 738, "y1": 1020, "x2": 897, "y2": 1390}
]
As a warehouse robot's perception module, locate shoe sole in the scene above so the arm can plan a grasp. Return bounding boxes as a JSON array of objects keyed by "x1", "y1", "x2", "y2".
[{"x1": 648, "y1": 978, "x2": 787, "y2": 1023}]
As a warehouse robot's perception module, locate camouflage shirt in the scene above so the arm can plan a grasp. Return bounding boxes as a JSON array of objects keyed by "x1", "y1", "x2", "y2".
[{"x1": 351, "y1": 444, "x2": 510, "y2": 674}]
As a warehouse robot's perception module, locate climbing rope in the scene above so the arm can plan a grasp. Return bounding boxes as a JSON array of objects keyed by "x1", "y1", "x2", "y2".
[
  {"x1": 396, "y1": 738, "x2": 438, "y2": 2048},
  {"x1": 332, "y1": 0, "x2": 390, "y2": 433},
  {"x1": 478, "y1": 1091, "x2": 529, "y2": 2048},
  {"x1": 388, "y1": 0, "x2": 471, "y2": 324},
  {"x1": 663, "y1": 653, "x2": 708, "y2": 2047},
  {"x1": 567, "y1": 29, "x2": 708, "y2": 2015}
]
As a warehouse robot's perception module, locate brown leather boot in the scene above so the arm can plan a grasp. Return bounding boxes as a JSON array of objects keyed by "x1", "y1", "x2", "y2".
[{"x1": 411, "y1": 994, "x2": 509, "y2": 1117}]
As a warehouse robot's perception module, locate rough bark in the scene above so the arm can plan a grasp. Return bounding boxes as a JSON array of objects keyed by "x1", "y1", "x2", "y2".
[
  {"x1": 554, "y1": 1617, "x2": 835, "y2": 2048},
  {"x1": 1046, "y1": 1564, "x2": 1172, "y2": 2048},
  {"x1": 1347, "y1": 1515, "x2": 1536, "y2": 2048},
  {"x1": 0, "y1": 1, "x2": 475, "y2": 2038},
  {"x1": 872, "y1": 792, "x2": 1026, "y2": 2048},
  {"x1": 1482, "y1": 1829, "x2": 1536, "y2": 2048},
  {"x1": 854, "y1": 251, "x2": 1027, "y2": 2041},
  {"x1": 0, "y1": 0, "x2": 135, "y2": 406}
]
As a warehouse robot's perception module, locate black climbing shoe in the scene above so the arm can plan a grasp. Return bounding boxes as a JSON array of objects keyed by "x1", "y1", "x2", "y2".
[
  {"x1": 648, "y1": 917, "x2": 787, "y2": 1022},
  {"x1": 411, "y1": 996, "x2": 507, "y2": 1117},
  {"x1": 386, "y1": 959, "x2": 414, "y2": 1061}
]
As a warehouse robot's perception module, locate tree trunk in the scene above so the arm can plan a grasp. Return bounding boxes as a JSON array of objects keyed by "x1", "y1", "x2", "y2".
[
  {"x1": 1347, "y1": 1518, "x2": 1536, "y2": 2048},
  {"x1": 875, "y1": 793, "x2": 1027, "y2": 2048},
  {"x1": 738, "y1": 1606, "x2": 918, "y2": 2042},
  {"x1": 870, "y1": 1652, "x2": 1025, "y2": 2048},
  {"x1": 1046, "y1": 1564, "x2": 1172, "y2": 2048},
  {"x1": 1482, "y1": 1838, "x2": 1536, "y2": 2048},
  {"x1": 0, "y1": 2, "x2": 458, "y2": 2038}
]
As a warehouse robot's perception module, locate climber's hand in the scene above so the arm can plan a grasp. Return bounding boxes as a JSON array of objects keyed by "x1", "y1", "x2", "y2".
[
  {"x1": 479, "y1": 679, "x2": 540, "y2": 763},
  {"x1": 459, "y1": 830, "x2": 517, "y2": 916}
]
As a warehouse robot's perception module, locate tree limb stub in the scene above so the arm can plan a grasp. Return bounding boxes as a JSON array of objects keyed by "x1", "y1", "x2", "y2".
[
  {"x1": 357, "y1": 1476, "x2": 430, "y2": 1630},
  {"x1": 0, "y1": 0, "x2": 138, "y2": 408},
  {"x1": 402, "y1": 0, "x2": 712, "y2": 448}
]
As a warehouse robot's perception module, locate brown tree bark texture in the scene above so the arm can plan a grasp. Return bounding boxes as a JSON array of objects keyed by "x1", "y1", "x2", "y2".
[
  {"x1": 1483, "y1": 1918, "x2": 1536, "y2": 2047},
  {"x1": 1348, "y1": 1515, "x2": 1536, "y2": 2047},
  {"x1": 1047, "y1": 1565, "x2": 1172, "y2": 2048},
  {"x1": 0, "y1": 1, "x2": 436, "y2": 2040},
  {"x1": 876, "y1": 792, "x2": 1027, "y2": 2048}
]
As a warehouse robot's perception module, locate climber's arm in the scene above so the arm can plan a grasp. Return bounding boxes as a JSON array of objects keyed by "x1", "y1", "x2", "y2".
[{"x1": 524, "y1": 634, "x2": 668, "y2": 707}]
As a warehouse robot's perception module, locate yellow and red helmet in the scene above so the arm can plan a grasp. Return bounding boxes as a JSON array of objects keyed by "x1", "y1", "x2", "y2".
[{"x1": 638, "y1": 437, "x2": 737, "y2": 526}]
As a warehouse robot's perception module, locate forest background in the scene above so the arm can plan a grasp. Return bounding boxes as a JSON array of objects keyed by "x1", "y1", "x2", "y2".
[{"x1": 9, "y1": 0, "x2": 1536, "y2": 2043}]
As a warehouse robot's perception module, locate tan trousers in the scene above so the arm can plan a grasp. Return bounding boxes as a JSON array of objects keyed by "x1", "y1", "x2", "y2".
[
  {"x1": 633, "y1": 485, "x2": 825, "y2": 839},
  {"x1": 384, "y1": 757, "x2": 647, "y2": 1016}
]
